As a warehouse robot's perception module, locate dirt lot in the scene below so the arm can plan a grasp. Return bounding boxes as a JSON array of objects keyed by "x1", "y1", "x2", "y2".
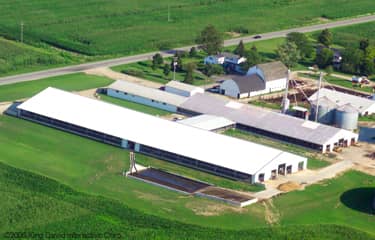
[
  {"x1": 340, "y1": 142, "x2": 375, "y2": 176},
  {"x1": 0, "y1": 102, "x2": 11, "y2": 115},
  {"x1": 257, "y1": 84, "x2": 371, "y2": 109},
  {"x1": 130, "y1": 168, "x2": 210, "y2": 193},
  {"x1": 198, "y1": 186, "x2": 254, "y2": 202}
]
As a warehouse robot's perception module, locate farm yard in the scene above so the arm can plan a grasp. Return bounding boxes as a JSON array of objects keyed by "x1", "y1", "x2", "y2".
[
  {"x1": 0, "y1": 114, "x2": 374, "y2": 237},
  {"x1": 0, "y1": 1, "x2": 375, "y2": 238},
  {"x1": 111, "y1": 55, "x2": 211, "y2": 86}
]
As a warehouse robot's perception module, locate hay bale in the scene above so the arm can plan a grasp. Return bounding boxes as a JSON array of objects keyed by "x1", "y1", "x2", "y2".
[{"x1": 277, "y1": 181, "x2": 301, "y2": 192}]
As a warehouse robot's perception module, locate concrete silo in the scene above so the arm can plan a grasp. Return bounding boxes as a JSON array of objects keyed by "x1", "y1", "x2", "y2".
[
  {"x1": 335, "y1": 103, "x2": 358, "y2": 131},
  {"x1": 310, "y1": 96, "x2": 336, "y2": 125}
]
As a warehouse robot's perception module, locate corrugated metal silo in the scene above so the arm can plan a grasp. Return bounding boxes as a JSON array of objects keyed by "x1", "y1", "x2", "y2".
[
  {"x1": 335, "y1": 103, "x2": 358, "y2": 130},
  {"x1": 310, "y1": 96, "x2": 336, "y2": 124}
]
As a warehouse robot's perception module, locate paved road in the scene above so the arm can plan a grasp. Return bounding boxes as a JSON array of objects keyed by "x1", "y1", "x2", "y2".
[{"x1": 1, "y1": 14, "x2": 375, "y2": 86}]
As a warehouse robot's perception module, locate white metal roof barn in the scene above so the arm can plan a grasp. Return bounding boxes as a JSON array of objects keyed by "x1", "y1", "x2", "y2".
[
  {"x1": 16, "y1": 87, "x2": 307, "y2": 183},
  {"x1": 108, "y1": 80, "x2": 187, "y2": 106},
  {"x1": 309, "y1": 88, "x2": 375, "y2": 116}
]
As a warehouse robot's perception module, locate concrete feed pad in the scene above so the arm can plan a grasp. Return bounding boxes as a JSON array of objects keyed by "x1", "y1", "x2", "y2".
[
  {"x1": 198, "y1": 186, "x2": 254, "y2": 202},
  {"x1": 130, "y1": 168, "x2": 210, "y2": 193}
]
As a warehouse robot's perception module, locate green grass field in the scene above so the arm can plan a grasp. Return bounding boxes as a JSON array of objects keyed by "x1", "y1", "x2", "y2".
[
  {"x1": 0, "y1": 115, "x2": 374, "y2": 235},
  {"x1": 99, "y1": 94, "x2": 171, "y2": 116},
  {"x1": 1, "y1": 1, "x2": 373, "y2": 56},
  {"x1": 111, "y1": 56, "x2": 211, "y2": 86},
  {"x1": 1, "y1": 162, "x2": 373, "y2": 240},
  {"x1": 224, "y1": 129, "x2": 331, "y2": 170},
  {"x1": 0, "y1": 37, "x2": 85, "y2": 77},
  {"x1": 323, "y1": 21, "x2": 375, "y2": 48},
  {"x1": 0, "y1": 73, "x2": 114, "y2": 102}
]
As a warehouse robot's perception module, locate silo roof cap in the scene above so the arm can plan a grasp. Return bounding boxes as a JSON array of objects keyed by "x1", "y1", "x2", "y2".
[
  {"x1": 311, "y1": 96, "x2": 337, "y2": 108},
  {"x1": 337, "y1": 103, "x2": 358, "y2": 113}
]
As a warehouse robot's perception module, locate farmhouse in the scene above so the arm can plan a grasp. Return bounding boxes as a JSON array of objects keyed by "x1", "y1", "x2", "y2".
[
  {"x1": 179, "y1": 93, "x2": 358, "y2": 153},
  {"x1": 165, "y1": 80, "x2": 204, "y2": 97},
  {"x1": 107, "y1": 80, "x2": 187, "y2": 113},
  {"x1": 308, "y1": 88, "x2": 375, "y2": 116},
  {"x1": 204, "y1": 52, "x2": 246, "y2": 65},
  {"x1": 14, "y1": 87, "x2": 307, "y2": 184}
]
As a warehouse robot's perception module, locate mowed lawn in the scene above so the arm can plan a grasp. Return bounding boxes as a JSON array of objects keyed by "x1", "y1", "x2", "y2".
[
  {"x1": 0, "y1": 73, "x2": 114, "y2": 102},
  {"x1": 111, "y1": 56, "x2": 210, "y2": 86},
  {"x1": 2, "y1": 163, "x2": 374, "y2": 240},
  {"x1": 0, "y1": 1, "x2": 374, "y2": 56},
  {"x1": 99, "y1": 94, "x2": 171, "y2": 116},
  {"x1": 0, "y1": 115, "x2": 374, "y2": 234}
]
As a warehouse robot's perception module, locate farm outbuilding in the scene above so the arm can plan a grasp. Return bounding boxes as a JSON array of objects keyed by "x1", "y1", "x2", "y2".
[
  {"x1": 107, "y1": 80, "x2": 187, "y2": 113},
  {"x1": 177, "y1": 114, "x2": 235, "y2": 132},
  {"x1": 179, "y1": 93, "x2": 359, "y2": 153},
  {"x1": 308, "y1": 88, "x2": 375, "y2": 116},
  {"x1": 220, "y1": 74, "x2": 265, "y2": 98},
  {"x1": 14, "y1": 87, "x2": 308, "y2": 184},
  {"x1": 245, "y1": 61, "x2": 288, "y2": 96},
  {"x1": 165, "y1": 81, "x2": 204, "y2": 97}
]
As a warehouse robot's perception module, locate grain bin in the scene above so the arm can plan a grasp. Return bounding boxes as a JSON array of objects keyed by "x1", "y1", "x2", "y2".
[
  {"x1": 310, "y1": 96, "x2": 336, "y2": 124},
  {"x1": 335, "y1": 104, "x2": 358, "y2": 130}
]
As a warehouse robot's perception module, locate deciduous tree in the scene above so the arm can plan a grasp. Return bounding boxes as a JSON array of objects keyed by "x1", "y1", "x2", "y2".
[
  {"x1": 196, "y1": 25, "x2": 223, "y2": 55},
  {"x1": 276, "y1": 41, "x2": 301, "y2": 68},
  {"x1": 286, "y1": 32, "x2": 314, "y2": 59},
  {"x1": 183, "y1": 62, "x2": 196, "y2": 84},
  {"x1": 316, "y1": 48, "x2": 333, "y2": 68},
  {"x1": 318, "y1": 29, "x2": 333, "y2": 47}
]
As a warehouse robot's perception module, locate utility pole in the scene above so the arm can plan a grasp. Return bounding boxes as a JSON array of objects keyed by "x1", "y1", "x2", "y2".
[
  {"x1": 168, "y1": 4, "x2": 171, "y2": 22},
  {"x1": 281, "y1": 69, "x2": 291, "y2": 114},
  {"x1": 173, "y1": 57, "x2": 177, "y2": 81},
  {"x1": 314, "y1": 72, "x2": 323, "y2": 122},
  {"x1": 20, "y1": 21, "x2": 24, "y2": 43}
]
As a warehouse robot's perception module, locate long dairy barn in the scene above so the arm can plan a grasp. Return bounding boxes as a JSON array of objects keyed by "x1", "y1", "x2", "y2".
[
  {"x1": 14, "y1": 87, "x2": 307, "y2": 184},
  {"x1": 178, "y1": 93, "x2": 359, "y2": 153}
]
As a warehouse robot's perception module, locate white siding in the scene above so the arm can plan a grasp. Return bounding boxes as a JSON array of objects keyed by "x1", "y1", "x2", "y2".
[
  {"x1": 220, "y1": 80, "x2": 240, "y2": 98},
  {"x1": 165, "y1": 85, "x2": 204, "y2": 97},
  {"x1": 239, "y1": 92, "x2": 249, "y2": 98},
  {"x1": 254, "y1": 153, "x2": 307, "y2": 182},
  {"x1": 107, "y1": 89, "x2": 177, "y2": 112},
  {"x1": 265, "y1": 78, "x2": 287, "y2": 93},
  {"x1": 204, "y1": 56, "x2": 225, "y2": 64},
  {"x1": 249, "y1": 89, "x2": 269, "y2": 97},
  {"x1": 322, "y1": 129, "x2": 358, "y2": 153}
]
